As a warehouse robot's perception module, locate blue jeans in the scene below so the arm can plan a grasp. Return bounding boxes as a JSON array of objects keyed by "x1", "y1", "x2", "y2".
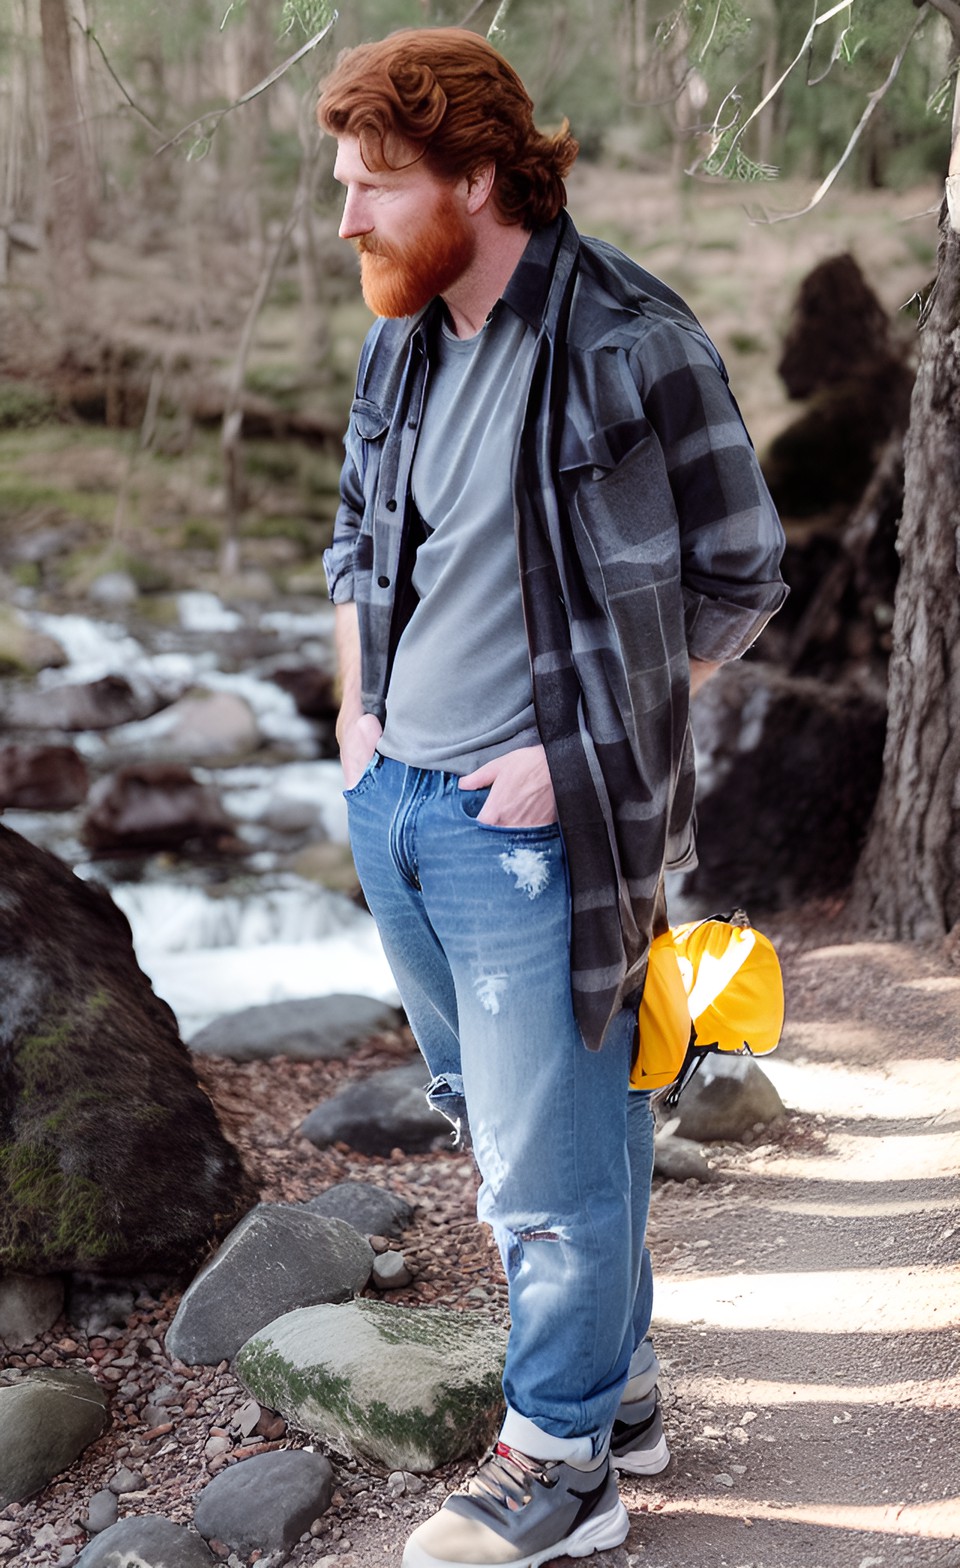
[{"x1": 345, "y1": 754, "x2": 655, "y2": 1458}]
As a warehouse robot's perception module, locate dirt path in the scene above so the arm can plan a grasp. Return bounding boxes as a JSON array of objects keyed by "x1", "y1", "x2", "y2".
[{"x1": 597, "y1": 920, "x2": 960, "y2": 1568}]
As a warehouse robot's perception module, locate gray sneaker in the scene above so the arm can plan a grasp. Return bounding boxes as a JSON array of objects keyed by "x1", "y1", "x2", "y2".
[
  {"x1": 402, "y1": 1442, "x2": 629, "y2": 1567},
  {"x1": 610, "y1": 1388, "x2": 671, "y2": 1476}
]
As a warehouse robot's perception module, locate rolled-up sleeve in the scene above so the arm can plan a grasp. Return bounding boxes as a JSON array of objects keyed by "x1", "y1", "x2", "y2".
[{"x1": 639, "y1": 323, "x2": 787, "y2": 662}]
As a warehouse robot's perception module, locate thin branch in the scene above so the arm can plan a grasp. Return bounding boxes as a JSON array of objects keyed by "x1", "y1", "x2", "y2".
[
  {"x1": 747, "y1": 13, "x2": 924, "y2": 224},
  {"x1": 77, "y1": 21, "x2": 163, "y2": 135},
  {"x1": 155, "y1": 12, "x2": 338, "y2": 157},
  {"x1": 702, "y1": 0, "x2": 854, "y2": 178}
]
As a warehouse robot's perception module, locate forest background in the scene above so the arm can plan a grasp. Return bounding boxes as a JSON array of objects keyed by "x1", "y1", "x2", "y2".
[{"x1": 0, "y1": 0, "x2": 958, "y2": 933}]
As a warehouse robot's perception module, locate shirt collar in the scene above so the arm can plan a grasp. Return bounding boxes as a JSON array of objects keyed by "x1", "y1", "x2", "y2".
[{"x1": 500, "y1": 214, "x2": 568, "y2": 330}]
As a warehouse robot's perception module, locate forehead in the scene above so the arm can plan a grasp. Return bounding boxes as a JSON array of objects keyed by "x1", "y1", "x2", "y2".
[{"x1": 333, "y1": 133, "x2": 434, "y2": 188}]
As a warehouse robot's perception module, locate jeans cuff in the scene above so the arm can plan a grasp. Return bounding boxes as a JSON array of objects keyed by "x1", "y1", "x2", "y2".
[{"x1": 499, "y1": 1407, "x2": 602, "y2": 1464}]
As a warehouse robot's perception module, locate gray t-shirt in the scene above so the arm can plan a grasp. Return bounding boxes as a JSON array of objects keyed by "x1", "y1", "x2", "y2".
[{"x1": 377, "y1": 302, "x2": 540, "y2": 774}]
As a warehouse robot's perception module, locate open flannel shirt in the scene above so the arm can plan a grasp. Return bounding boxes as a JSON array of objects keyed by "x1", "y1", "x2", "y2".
[{"x1": 324, "y1": 212, "x2": 787, "y2": 1052}]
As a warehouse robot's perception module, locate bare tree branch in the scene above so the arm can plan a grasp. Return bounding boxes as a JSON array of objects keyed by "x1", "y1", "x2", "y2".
[
  {"x1": 695, "y1": 0, "x2": 855, "y2": 179},
  {"x1": 746, "y1": 12, "x2": 925, "y2": 223},
  {"x1": 155, "y1": 12, "x2": 338, "y2": 157},
  {"x1": 79, "y1": 23, "x2": 163, "y2": 135}
]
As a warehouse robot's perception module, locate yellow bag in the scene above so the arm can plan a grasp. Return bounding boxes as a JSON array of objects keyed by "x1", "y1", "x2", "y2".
[{"x1": 632, "y1": 911, "x2": 784, "y2": 1098}]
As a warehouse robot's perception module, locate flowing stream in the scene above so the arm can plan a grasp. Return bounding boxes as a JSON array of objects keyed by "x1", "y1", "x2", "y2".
[{"x1": 5, "y1": 593, "x2": 398, "y2": 1039}]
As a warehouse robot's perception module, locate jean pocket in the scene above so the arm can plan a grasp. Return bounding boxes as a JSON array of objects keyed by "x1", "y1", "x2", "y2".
[
  {"x1": 342, "y1": 752, "x2": 383, "y2": 800},
  {"x1": 457, "y1": 787, "x2": 561, "y2": 838}
]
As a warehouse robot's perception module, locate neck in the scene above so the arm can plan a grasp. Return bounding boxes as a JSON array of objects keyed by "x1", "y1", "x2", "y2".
[{"x1": 441, "y1": 220, "x2": 532, "y2": 339}]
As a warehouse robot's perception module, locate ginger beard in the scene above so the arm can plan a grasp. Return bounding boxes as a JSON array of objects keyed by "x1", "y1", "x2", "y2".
[{"x1": 355, "y1": 185, "x2": 475, "y2": 318}]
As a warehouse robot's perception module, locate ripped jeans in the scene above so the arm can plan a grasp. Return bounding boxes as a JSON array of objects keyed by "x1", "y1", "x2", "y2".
[{"x1": 345, "y1": 753, "x2": 655, "y2": 1456}]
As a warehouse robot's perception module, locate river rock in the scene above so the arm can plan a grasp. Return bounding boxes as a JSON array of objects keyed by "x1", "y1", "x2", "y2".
[
  {"x1": 164, "y1": 1204, "x2": 373, "y2": 1366},
  {"x1": 0, "y1": 605, "x2": 67, "y2": 674},
  {"x1": 75, "y1": 1516, "x2": 217, "y2": 1568},
  {"x1": 81, "y1": 763, "x2": 234, "y2": 853},
  {"x1": 83, "y1": 1489, "x2": 120, "y2": 1533},
  {"x1": 0, "y1": 1273, "x2": 65, "y2": 1349},
  {"x1": 194, "y1": 1449, "x2": 334, "y2": 1556},
  {"x1": 0, "y1": 744, "x2": 89, "y2": 810},
  {"x1": 0, "y1": 1368, "x2": 110, "y2": 1507},
  {"x1": 671, "y1": 1054, "x2": 785, "y2": 1142},
  {"x1": 670, "y1": 662, "x2": 886, "y2": 914},
  {"x1": 236, "y1": 1298, "x2": 507, "y2": 1471},
  {"x1": 87, "y1": 570, "x2": 139, "y2": 607},
  {"x1": 2, "y1": 673, "x2": 166, "y2": 731},
  {"x1": 0, "y1": 824, "x2": 258, "y2": 1275},
  {"x1": 304, "y1": 1180, "x2": 414, "y2": 1239},
  {"x1": 188, "y1": 993, "x2": 403, "y2": 1061},
  {"x1": 139, "y1": 689, "x2": 261, "y2": 762},
  {"x1": 300, "y1": 1061, "x2": 450, "y2": 1155}
]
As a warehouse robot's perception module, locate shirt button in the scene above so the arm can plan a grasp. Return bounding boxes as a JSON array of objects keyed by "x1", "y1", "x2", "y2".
[
  {"x1": 386, "y1": 498, "x2": 398, "y2": 512},
  {"x1": 377, "y1": 575, "x2": 390, "y2": 588}
]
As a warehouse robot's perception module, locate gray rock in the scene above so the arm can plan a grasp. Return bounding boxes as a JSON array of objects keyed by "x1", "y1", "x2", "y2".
[
  {"x1": 129, "y1": 689, "x2": 261, "y2": 763},
  {"x1": 194, "y1": 1449, "x2": 334, "y2": 1555},
  {"x1": 671, "y1": 1054, "x2": 785, "y2": 1142},
  {"x1": 165, "y1": 1203, "x2": 374, "y2": 1366},
  {"x1": 300, "y1": 1062, "x2": 450, "y2": 1156},
  {"x1": 0, "y1": 1369, "x2": 109, "y2": 1508},
  {"x1": 371, "y1": 1252, "x2": 413, "y2": 1290},
  {"x1": 75, "y1": 1516, "x2": 217, "y2": 1568},
  {"x1": 188, "y1": 994, "x2": 403, "y2": 1062},
  {"x1": 83, "y1": 1489, "x2": 119, "y2": 1534},
  {"x1": 0, "y1": 1273, "x2": 64, "y2": 1349},
  {"x1": 0, "y1": 824, "x2": 258, "y2": 1277},
  {"x1": 304, "y1": 1181, "x2": 414, "y2": 1238},
  {"x1": 653, "y1": 1132, "x2": 712, "y2": 1183},
  {"x1": 236, "y1": 1297, "x2": 506, "y2": 1472}
]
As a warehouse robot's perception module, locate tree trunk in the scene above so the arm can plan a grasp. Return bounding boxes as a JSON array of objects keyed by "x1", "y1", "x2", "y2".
[
  {"x1": 39, "y1": 0, "x2": 93, "y2": 311},
  {"x1": 850, "y1": 193, "x2": 960, "y2": 939}
]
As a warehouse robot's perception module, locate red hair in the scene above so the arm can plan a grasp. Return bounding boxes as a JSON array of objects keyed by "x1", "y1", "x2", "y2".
[{"x1": 317, "y1": 28, "x2": 578, "y2": 230}]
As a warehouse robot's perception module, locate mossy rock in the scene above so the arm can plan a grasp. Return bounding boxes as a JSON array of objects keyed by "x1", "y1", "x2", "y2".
[
  {"x1": 0, "y1": 605, "x2": 66, "y2": 675},
  {"x1": 236, "y1": 1298, "x2": 506, "y2": 1472}
]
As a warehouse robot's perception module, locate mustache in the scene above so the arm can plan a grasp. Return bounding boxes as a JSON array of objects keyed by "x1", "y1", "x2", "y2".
[{"x1": 353, "y1": 236, "x2": 392, "y2": 260}]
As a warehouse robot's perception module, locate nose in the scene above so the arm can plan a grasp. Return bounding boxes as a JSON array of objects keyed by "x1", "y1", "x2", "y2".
[{"x1": 339, "y1": 187, "x2": 371, "y2": 241}]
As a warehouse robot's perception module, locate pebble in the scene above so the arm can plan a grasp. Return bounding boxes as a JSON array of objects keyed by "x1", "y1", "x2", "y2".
[
  {"x1": 108, "y1": 1467, "x2": 145, "y2": 1495},
  {"x1": 714, "y1": 1472, "x2": 735, "y2": 1487},
  {"x1": 84, "y1": 1489, "x2": 119, "y2": 1533}
]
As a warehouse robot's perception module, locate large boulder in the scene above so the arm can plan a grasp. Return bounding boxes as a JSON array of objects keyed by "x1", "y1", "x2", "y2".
[
  {"x1": 81, "y1": 763, "x2": 234, "y2": 854},
  {"x1": 188, "y1": 994, "x2": 404, "y2": 1062},
  {"x1": 164, "y1": 1204, "x2": 374, "y2": 1366},
  {"x1": 0, "y1": 744, "x2": 89, "y2": 811},
  {"x1": 300, "y1": 1062, "x2": 450, "y2": 1155},
  {"x1": 671, "y1": 661, "x2": 886, "y2": 915},
  {"x1": 0, "y1": 1368, "x2": 109, "y2": 1507},
  {"x1": 236, "y1": 1298, "x2": 507, "y2": 1471},
  {"x1": 0, "y1": 825, "x2": 258, "y2": 1276}
]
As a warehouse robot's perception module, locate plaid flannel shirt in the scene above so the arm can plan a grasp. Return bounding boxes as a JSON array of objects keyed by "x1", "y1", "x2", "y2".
[{"x1": 324, "y1": 213, "x2": 787, "y2": 1050}]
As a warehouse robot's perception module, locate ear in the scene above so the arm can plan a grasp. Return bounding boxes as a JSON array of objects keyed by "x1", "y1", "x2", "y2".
[{"x1": 464, "y1": 162, "x2": 496, "y2": 214}]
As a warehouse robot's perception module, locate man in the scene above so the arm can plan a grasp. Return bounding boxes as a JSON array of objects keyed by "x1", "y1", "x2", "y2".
[{"x1": 318, "y1": 28, "x2": 786, "y2": 1568}]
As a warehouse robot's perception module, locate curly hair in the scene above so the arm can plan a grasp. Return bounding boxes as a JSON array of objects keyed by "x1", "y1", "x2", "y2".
[{"x1": 317, "y1": 28, "x2": 579, "y2": 230}]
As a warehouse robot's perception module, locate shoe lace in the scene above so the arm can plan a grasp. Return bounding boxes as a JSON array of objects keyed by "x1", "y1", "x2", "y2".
[{"x1": 465, "y1": 1442, "x2": 558, "y2": 1512}]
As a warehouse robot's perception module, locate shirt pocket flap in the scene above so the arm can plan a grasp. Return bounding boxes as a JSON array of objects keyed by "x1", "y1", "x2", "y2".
[
  {"x1": 352, "y1": 397, "x2": 389, "y2": 441},
  {"x1": 558, "y1": 417, "x2": 650, "y2": 475}
]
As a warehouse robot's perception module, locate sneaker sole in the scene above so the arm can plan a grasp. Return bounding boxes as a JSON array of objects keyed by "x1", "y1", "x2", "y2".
[
  {"x1": 401, "y1": 1492, "x2": 629, "y2": 1568},
  {"x1": 610, "y1": 1433, "x2": 671, "y2": 1477}
]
